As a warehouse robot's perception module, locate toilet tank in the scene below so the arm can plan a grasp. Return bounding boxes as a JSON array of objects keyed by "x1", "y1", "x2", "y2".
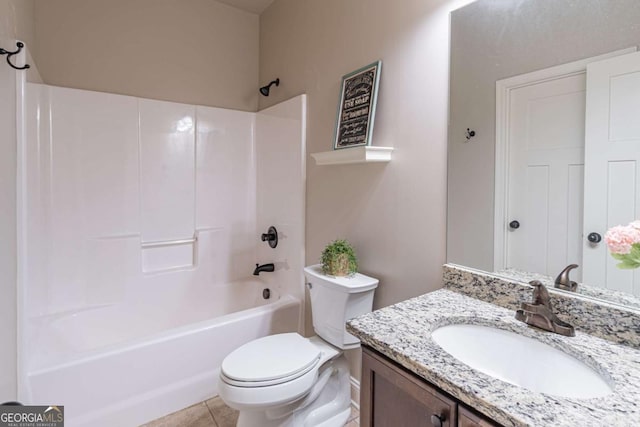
[{"x1": 303, "y1": 265, "x2": 378, "y2": 350}]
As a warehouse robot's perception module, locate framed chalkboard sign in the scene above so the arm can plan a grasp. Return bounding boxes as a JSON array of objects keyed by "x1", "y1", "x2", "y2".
[{"x1": 333, "y1": 61, "x2": 381, "y2": 150}]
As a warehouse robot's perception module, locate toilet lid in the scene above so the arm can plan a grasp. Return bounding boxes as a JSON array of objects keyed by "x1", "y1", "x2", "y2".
[{"x1": 221, "y1": 333, "x2": 321, "y2": 383}]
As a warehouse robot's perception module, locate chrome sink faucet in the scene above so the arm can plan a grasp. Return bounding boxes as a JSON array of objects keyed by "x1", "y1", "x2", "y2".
[{"x1": 515, "y1": 281, "x2": 575, "y2": 337}]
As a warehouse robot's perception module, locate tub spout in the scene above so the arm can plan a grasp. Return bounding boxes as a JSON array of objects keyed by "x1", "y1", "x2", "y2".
[{"x1": 253, "y1": 263, "x2": 275, "y2": 276}]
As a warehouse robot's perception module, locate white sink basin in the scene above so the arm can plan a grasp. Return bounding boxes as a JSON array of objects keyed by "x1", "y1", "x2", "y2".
[{"x1": 431, "y1": 324, "x2": 613, "y2": 399}]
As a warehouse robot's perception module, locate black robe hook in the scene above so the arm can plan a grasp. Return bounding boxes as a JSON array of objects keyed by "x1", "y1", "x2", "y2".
[
  {"x1": 465, "y1": 128, "x2": 476, "y2": 141},
  {"x1": 0, "y1": 42, "x2": 30, "y2": 71}
]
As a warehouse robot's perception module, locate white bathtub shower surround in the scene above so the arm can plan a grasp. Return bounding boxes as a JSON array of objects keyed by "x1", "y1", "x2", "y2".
[
  {"x1": 0, "y1": 36, "x2": 24, "y2": 402},
  {"x1": 255, "y1": 96, "x2": 307, "y2": 304},
  {"x1": 139, "y1": 99, "x2": 196, "y2": 244},
  {"x1": 31, "y1": 290, "x2": 300, "y2": 427},
  {"x1": 20, "y1": 84, "x2": 307, "y2": 425},
  {"x1": 29, "y1": 278, "x2": 277, "y2": 369},
  {"x1": 25, "y1": 85, "x2": 142, "y2": 316},
  {"x1": 23, "y1": 86, "x2": 260, "y2": 315}
]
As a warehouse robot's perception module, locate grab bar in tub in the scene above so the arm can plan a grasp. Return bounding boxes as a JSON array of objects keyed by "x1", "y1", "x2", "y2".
[{"x1": 141, "y1": 237, "x2": 197, "y2": 249}]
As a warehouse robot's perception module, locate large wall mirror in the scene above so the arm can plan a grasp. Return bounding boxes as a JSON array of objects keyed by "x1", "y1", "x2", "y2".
[{"x1": 447, "y1": 0, "x2": 640, "y2": 309}]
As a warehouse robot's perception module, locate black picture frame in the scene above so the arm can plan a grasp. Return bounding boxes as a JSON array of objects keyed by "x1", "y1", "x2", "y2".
[{"x1": 333, "y1": 61, "x2": 382, "y2": 150}]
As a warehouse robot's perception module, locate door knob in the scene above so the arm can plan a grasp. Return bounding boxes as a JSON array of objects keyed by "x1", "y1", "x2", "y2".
[
  {"x1": 587, "y1": 232, "x2": 602, "y2": 243},
  {"x1": 509, "y1": 220, "x2": 520, "y2": 229}
]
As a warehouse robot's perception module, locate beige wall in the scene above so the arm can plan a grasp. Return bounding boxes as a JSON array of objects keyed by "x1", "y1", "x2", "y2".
[
  {"x1": 0, "y1": 0, "x2": 35, "y2": 403},
  {"x1": 34, "y1": 0, "x2": 259, "y2": 111},
  {"x1": 0, "y1": 0, "x2": 39, "y2": 81},
  {"x1": 260, "y1": 0, "x2": 473, "y2": 316},
  {"x1": 0, "y1": 0, "x2": 35, "y2": 48},
  {"x1": 259, "y1": 0, "x2": 474, "y2": 383}
]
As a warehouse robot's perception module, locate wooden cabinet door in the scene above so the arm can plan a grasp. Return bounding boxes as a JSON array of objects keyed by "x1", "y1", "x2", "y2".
[
  {"x1": 361, "y1": 347, "x2": 457, "y2": 427},
  {"x1": 458, "y1": 406, "x2": 500, "y2": 427}
]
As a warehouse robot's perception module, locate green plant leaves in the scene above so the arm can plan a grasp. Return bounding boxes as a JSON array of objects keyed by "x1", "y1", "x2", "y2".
[
  {"x1": 321, "y1": 239, "x2": 358, "y2": 275},
  {"x1": 616, "y1": 259, "x2": 640, "y2": 269},
  {"x1": 611, "y1": 243, "x2": 640, "y2": 270}
]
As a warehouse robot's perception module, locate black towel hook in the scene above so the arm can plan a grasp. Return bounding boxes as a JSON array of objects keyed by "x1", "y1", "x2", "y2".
[
  {"x1": 465, "y1": 128, "x2": 476, "y2": 141},
  {"x1": 0, "y1": 42, "x2": 30, "y2": 71}
]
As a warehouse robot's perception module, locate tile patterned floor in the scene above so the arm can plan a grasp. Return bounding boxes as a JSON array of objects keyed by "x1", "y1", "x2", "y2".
[{"x1": 142, "y1": 396, "x2": 360, "y2": 427}]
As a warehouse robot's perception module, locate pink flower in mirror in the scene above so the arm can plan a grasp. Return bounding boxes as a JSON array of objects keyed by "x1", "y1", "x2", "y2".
[{"x1": 604, "y1": 222, "x2": 640, "y2": 269}]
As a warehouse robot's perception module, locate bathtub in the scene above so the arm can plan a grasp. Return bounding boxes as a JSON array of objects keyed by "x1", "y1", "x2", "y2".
[{"x1": 25, "y1": 279, "x2": 301, "y2": 427}]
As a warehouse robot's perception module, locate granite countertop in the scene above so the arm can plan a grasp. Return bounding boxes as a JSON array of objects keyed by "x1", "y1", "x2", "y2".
[{"x1": 347, "y1": 289, "x2": 640, "y2": 427}]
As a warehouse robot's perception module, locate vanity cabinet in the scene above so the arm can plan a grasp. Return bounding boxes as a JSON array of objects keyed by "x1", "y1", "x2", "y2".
[
  {"x1": 458, "y1": 407, "x2": 498, "y2": 427},
  {"x1": 361, "y1": 347, "x2": 501, "y2": 427}
]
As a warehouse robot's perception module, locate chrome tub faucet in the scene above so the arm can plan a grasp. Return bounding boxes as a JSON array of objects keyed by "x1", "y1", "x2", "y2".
[{"x1": 515, "y1": 281, "x2": 575, "y2": 337}]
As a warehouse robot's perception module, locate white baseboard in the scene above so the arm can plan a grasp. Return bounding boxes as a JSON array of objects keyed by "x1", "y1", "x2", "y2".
[{"x1": 349, "y1": 376, "x2": 360, "y2": 409}]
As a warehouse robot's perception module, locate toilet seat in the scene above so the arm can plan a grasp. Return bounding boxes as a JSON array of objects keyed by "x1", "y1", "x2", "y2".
[
  {"x1": 221, "y1": 333, "x2": 322, "y2": 387},
  {"x1": 219, "y1": 335, "x2": 341, "y2": 409}
]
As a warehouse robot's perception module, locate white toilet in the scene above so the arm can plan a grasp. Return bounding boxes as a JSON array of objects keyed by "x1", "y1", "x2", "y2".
[{"x1": 218, "y1": 264, "x2": 378, "y2": 427}]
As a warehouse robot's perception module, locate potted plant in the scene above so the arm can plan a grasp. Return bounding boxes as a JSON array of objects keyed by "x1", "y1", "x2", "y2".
[{"x1": 321, "y1": 239, "x2": 358, "y2": 277}]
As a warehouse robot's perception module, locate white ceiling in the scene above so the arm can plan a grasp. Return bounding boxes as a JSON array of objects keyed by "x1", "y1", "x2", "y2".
[{"x1": 216, "y1": 0, "x2": 276, "y2": 14}]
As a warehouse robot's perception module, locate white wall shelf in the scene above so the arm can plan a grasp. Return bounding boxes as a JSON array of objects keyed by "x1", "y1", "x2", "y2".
[{"x1": 311, "y1": 146, "x2": 394, "y2": 166}]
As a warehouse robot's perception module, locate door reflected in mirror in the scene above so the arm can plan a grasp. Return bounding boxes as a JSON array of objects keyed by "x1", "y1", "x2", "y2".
[{"x1": 447, "y1": 0, "x2": 640, "y2": 308}]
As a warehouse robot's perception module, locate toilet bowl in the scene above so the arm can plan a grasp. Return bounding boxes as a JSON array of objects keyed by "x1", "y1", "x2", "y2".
[{"x1": 218, "y1": 265, "x2": 378, "y2": 427}]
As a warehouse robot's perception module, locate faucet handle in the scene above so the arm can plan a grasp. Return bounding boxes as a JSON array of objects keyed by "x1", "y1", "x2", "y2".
[
  {"x1": 260, "y1": 226, "x2": 278, "y2": 248},
  {"x1": 529, "y1": 280, "x2": 552, "y2": 308}
]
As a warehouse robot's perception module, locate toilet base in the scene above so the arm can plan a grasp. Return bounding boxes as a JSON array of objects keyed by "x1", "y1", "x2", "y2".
[
  {"x1": 311, "y1": 408, "x2": 351, "y2": 427},
  {"x1": 236, "y1": 355, "x2": 351, "y2": 427}
]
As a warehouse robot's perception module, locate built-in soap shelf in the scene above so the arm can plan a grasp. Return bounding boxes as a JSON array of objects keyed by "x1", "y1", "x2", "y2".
[
  {"x1": 141, "y1": 235, "x2": 197, "y2": 273},
  {"x1": 311, "y1": 146, "x2": 394, "y2": 166}
]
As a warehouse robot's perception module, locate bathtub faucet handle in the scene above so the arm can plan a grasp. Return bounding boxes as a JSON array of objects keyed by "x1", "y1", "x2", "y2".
[{"x1": 260, "y1": 226, "x2": 278, "y2": 248}]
